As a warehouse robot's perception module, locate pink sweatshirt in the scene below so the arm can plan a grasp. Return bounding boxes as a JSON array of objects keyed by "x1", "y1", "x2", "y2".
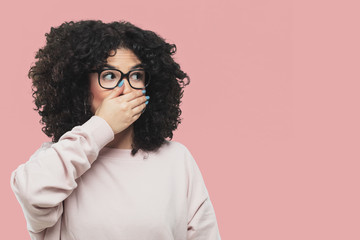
[{"x1": 10, "y1": 116, "x2": 221, "y2": 240}]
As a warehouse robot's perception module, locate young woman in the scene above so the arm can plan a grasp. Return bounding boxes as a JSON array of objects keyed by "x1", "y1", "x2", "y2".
[{"x1": 10, "y1": 20, "x2": 221, "y2": 240}]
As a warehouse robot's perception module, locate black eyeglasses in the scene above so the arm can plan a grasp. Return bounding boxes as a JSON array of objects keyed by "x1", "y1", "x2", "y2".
[{"x1": 89, "y1": 68, "x2": 151, "y2": 90}]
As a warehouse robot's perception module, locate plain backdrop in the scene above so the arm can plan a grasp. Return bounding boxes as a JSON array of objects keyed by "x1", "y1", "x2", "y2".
[{"x1": 1, "y1": 0, "x2": 359, "y2": 239}]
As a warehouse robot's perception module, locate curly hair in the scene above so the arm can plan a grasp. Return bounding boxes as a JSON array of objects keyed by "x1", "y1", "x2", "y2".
[{"x1": 29, "y1": 20, "x2": 190, "y2": 156}]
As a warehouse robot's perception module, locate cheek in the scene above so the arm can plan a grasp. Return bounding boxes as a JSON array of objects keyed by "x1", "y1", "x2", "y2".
[{"x1": 90, "y1": 81, "x2": 109, "y2": 113}]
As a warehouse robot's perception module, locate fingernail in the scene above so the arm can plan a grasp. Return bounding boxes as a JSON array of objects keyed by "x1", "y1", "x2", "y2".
[
  {"x1": 146, "y1": 96, "x2": 150, "y2": 100},
  {"x1": 118, "y1": 80, "x2": 124, "y2": 87},
  {"x1": 145, "y1": 100, "x2": 149, "y2": 105},
  {"x1": 142, "y1": 89, "x2": 146, "y2": 94}
]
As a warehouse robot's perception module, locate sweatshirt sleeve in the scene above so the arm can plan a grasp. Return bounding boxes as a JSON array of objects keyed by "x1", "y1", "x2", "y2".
[
  {"x1": 184, "y1": 147, "x2": 221, "y2": 240},
  {"x1": 10, "y1": 115, "x2": 114, "y2": 235}
]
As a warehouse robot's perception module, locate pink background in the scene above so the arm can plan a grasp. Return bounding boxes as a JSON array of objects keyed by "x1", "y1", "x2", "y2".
[{"x1": 1, "y1": 0, "x2": 359, "y2": 239}]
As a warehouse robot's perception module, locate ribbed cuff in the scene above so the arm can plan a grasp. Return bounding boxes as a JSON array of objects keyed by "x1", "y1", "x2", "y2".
[{"x1": 81, "y1": 115, "x2": 114, "y2": 151}]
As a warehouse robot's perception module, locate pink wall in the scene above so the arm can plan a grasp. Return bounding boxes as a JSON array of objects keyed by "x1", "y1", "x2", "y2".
[{"x1": 1, "y1": 0, "x2": 360, "y2": 239}]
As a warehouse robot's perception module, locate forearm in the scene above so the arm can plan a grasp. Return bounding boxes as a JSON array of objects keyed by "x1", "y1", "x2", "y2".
[{"x1": 10, "y1": 115, "x2": 114, "y2": 233}]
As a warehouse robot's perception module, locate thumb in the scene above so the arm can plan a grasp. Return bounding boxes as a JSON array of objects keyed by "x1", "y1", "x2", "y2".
[{"x1": 105, "y1": 80, "x2": 125, "y2": 100}]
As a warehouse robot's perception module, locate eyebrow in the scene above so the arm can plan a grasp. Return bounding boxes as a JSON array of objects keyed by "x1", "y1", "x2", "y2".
[{"x1": 103, "y1": 63, "x2": 144, "y2": 70}]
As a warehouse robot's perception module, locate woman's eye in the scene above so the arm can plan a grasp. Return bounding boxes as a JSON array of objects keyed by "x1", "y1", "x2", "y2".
[
  {"x1": 102, "y1": 72, "x2": 116, "y2": 80},
  {"x1": 131, "y1": 72, "x2": 143, "y2": 80}
]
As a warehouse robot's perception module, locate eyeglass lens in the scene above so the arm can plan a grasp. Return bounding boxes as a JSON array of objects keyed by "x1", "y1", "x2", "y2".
[{"x1": 99, "y1": 69, "x2": 149, "y2": 89}]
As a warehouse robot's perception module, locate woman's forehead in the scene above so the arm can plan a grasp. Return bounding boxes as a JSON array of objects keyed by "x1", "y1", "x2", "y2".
[
  {"x1": 108, "y1": 48, "x2": 137, "y2": 57},
  {"x1": 106, "y1": 48, "x2": 141, "y2": 69}
]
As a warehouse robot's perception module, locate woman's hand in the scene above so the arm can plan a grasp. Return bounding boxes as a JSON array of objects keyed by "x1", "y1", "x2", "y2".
[{"x1": 94, "y1": 84, "x2": 148, "y2": 134}]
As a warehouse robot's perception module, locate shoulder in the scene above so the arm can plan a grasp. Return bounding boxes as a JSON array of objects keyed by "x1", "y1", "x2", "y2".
[
  {"x1": 154, "y1": 140, "x2": 197, "y2": 166},
  {"x1": 41, "y1": 141, "x2": 55, "y2": 149},
  {"x1": 39, "y1": 141, "x2": 55, "y2": 152},
  {"x1": 147, "y1": 140, "x2": 194, "y2": 162},
  {"x1": 159, "y1": 140, "x2": 192, "y2": 155},
  {"x1": 30, "y1": 141, "x2": 55, "y2": 158}
]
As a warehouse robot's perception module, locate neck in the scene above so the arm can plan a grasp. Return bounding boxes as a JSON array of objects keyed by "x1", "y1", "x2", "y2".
[{"x1": 105, "y1": 124, "x2": 134, "y2": 149}]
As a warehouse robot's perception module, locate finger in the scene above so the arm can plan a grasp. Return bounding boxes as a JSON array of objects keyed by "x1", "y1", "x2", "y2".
[
  {"x1": 118, "y1": 88, "x2": 145, "y2": 102},
  {"x1": 132, "y1": 101, "x2": 147, "y2": 117},
  {"x1": 128, "y1": 95, "x2": 148, "y2": 109},
  {"x1": 105, "y1": 80, "x2": 125, "y2": 100}
]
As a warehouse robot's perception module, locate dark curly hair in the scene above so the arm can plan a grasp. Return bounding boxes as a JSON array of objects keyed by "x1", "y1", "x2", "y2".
[{"x1": 29, "y1": 20, "x2": 190, "y2": 156}]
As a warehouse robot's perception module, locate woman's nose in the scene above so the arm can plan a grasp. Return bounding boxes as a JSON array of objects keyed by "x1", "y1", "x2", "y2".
[{"x1": 121, "y1": 77, "x2": 133, "y2": 94}]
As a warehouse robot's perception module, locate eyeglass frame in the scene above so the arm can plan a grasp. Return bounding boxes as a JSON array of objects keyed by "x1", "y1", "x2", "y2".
[{"x1": 89, "y1": 67, "x2": 151, "y2": 90}]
